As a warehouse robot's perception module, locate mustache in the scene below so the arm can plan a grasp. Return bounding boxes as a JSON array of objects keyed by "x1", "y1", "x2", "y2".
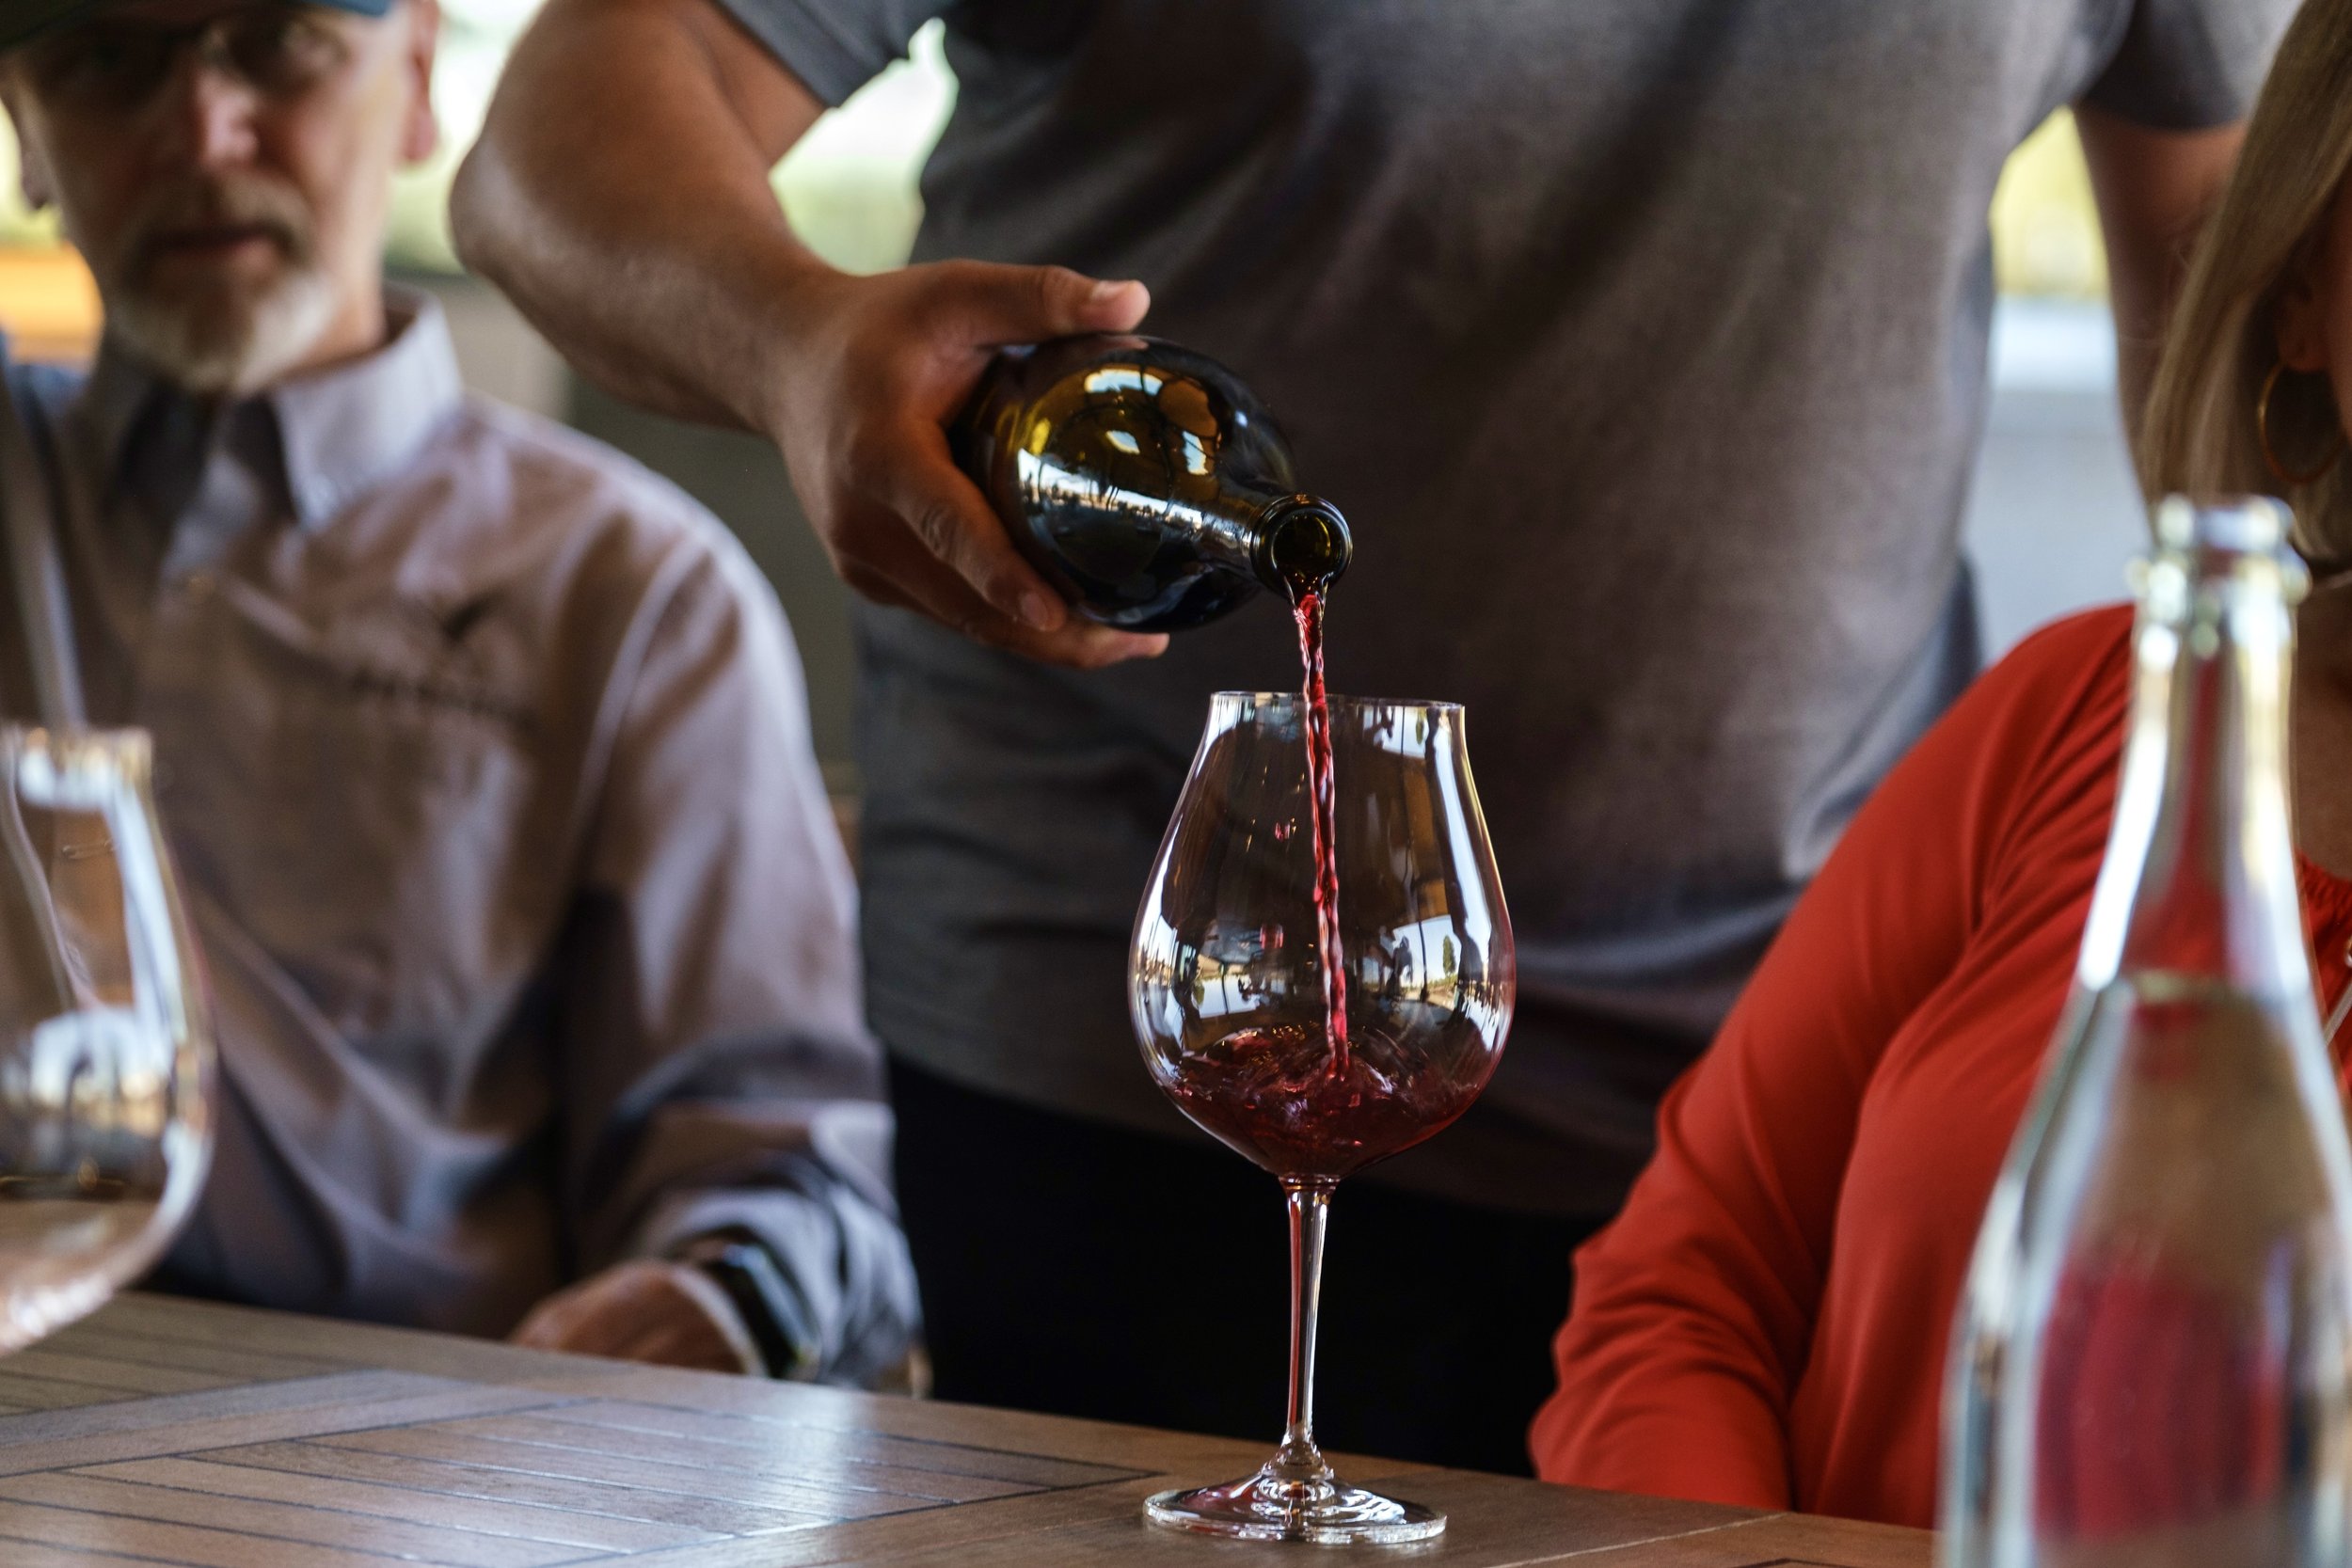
[{"x1": 121, "y1": 179, "x2": 316, "y2": 274}]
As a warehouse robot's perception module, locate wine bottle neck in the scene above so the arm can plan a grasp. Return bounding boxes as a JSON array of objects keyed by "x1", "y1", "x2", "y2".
[
  {"x1": 2083, "y1": 501, "x2": 2310, "y2": 999},
  {"x1": 1249, "y1": 496, "x2": 1353, "y2": 601}
]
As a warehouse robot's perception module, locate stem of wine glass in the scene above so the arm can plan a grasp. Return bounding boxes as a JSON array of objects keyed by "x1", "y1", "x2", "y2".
[{"x1": 1274, "y1": 1179, "x2": 1334, "y2": 1479}]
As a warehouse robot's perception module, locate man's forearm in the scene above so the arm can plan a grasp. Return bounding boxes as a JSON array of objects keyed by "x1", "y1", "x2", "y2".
[
  {"x1": 451, "y1": 0, "x2": 834, "y2": 435},
  {"x1": 455, "y1": 0, "x2": 1166, "y2": 668}
]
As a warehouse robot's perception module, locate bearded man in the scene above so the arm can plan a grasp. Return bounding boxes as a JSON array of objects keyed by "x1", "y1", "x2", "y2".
[{"x1": 0, "y1": 0, "x2": 917, "y2": 1384}]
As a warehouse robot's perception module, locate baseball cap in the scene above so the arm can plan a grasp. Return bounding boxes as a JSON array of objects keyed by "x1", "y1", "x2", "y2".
[{"x1": 3, "y1": 0, "x2": 395, "y2": 53}]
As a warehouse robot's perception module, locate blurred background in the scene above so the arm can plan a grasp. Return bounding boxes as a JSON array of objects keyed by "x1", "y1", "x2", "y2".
[{"x1": 0, "y1": 10, "x2": 2142, "y2": 790}]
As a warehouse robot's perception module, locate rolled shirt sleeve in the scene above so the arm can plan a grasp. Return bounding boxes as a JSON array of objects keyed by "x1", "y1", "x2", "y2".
[
  {"x1": 2081, "y1": 0, "x2": 2298, "y2": 130},
  {"x1": 709, "y1": 0, "x2": 954, "y2": 106},
  {"x1": 557, "y1": 527, "x2": 917, "y2": 1386}
]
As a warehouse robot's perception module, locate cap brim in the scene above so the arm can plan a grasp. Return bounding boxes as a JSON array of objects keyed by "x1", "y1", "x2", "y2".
[{"x1": 3, "y1": 0, "x2": 395, "y2": 54}]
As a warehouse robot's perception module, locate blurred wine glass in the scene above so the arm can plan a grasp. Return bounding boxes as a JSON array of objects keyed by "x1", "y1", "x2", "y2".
[
  {"x1": 0, "y1": 725, "x2": 212, "y2": 1352},
  {"x1": 1131, "y1": 691, "x2": 1513, "y2": 1544}
]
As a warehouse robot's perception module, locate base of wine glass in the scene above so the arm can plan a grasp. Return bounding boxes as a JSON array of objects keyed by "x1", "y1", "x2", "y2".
[{"x1": 1144, "y1": 1460, "x2": 1444, "y2": 1545}]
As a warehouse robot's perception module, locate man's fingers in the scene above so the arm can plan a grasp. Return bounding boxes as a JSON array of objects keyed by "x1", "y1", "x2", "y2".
[
  {"x1": 946, "y1": 262, "x2": 1151, "y2": 347},
  {"x1": 963, "y1": 613, "x2": 1170, "y2": 670},
  {"x1": 836, "y1": 522, "x2": 1168, "y2": 669},
  {"x1": 1000, "y1": 620, "x2": 1172, "y2": 670},
  {"x1": 512, "y1": 1298, "x2": 615, "y2": 1354},
  {"x1": 877, "y1": 435, "x2": 1069, "y2": 631},
  {"x1": 784, "y1": 259, "x2": 1160, "y2": 666},
  {"x1": 507, "y1": 1263, "x2": 761, "y2": 1373}
]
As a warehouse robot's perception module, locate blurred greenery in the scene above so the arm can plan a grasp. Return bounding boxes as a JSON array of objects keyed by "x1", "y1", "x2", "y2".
[
  {"x1": 0, "y1": 13, "x2": 2102, "y2": 298},
  {"x1": 1991, "y1": 111, "x2": 2107, "y2": 300},
  {"x1": 381, "y1": 10, "x2": 955, "y2": 272}
]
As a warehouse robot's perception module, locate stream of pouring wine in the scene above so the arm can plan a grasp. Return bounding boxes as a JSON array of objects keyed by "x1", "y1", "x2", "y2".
[{"x1": 1293, "y1": 588, "x2": 1349, "y2": 1069}]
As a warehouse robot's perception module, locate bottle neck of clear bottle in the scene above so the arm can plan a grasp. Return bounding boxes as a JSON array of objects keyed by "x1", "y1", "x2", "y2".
[{"x1": 2080, "y1": 498, "x2": 2312, "y2": 1002}]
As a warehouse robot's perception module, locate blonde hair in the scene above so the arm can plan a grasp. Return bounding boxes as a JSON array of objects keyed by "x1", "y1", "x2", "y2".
[{"x1": 2144, "y1": 0, "x2": 2352, "y2": 563}]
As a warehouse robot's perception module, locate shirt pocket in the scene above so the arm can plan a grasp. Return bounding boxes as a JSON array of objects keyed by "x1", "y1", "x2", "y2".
[{"x1": 160, "y1": 597, "x2": 565, "y2": 1048}]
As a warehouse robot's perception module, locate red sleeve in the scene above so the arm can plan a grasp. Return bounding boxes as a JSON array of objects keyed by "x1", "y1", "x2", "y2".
[{"x1": 1528, "y1": 607, "x2": 2134, "y2": 1504}]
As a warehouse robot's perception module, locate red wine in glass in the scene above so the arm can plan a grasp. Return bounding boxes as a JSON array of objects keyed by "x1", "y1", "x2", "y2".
[
  {"x1": 1161, "y1": 1022, "x2": 1487, "y2": 1184},
  {"x1": 1129, "y1": 615, "x2": 1515, "y2": 1544}
]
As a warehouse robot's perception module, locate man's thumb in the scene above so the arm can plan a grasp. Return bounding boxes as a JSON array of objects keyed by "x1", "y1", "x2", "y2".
[{"x1": 965, "y1": 265, "x2": 1151, "y2": 344}]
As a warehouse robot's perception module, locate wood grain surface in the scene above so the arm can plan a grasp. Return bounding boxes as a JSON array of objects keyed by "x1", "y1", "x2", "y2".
[{"x1": 0, "y1": 1295, "x2": 1931, "y2": 1566}]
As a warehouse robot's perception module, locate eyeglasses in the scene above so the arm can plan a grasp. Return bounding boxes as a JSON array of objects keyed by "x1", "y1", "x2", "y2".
[{"x1": 19, "y1": 6, "x2": 355, "y2": 112}]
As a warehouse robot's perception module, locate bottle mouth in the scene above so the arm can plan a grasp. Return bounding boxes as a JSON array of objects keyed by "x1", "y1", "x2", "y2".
[
  {"x1": 2145, "y1": 496, "x2": 2310, "y2": 605},
  {"x1": 2153, "y1": 496, "x2": 2293, "y2": 555},
  {"x1": 1258, "y1": 497, "x2": 1354, "y2": 594}
]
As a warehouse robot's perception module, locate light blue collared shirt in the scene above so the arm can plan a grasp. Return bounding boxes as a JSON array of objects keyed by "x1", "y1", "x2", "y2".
[{"x1": 0, "y1": 292, "x2": 915, "y2": 1382}]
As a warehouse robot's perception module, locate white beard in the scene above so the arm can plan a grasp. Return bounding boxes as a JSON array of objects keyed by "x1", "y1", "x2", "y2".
[{"x1": 102, "y1": 262, "x2": 341, "y2": 398}]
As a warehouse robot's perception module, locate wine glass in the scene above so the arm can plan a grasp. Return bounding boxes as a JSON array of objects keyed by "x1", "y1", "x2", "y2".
[
  {"x1": 1130, "y1": 691, "x2": 1514, "y2": 1544},
  {"x1": 0, "y1": 725, "x2": 213, "y2": 1352}
]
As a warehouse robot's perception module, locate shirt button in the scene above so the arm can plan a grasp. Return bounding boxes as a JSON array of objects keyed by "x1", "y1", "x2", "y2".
[{"x1": 179, "y1": 572, "x2": 216, "y2": 600}]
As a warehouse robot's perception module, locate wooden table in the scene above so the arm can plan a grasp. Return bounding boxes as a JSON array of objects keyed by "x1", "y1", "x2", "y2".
[{"x1": 0, "y1": 1293, "x2": 1930, "y2": 1566}]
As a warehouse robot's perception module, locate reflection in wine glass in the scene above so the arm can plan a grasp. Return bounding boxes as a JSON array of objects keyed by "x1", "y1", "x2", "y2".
[
  {"x1": 1131, "y1": 692, "x2": 1514, "y2": 1544},
  {"x1": 0, "y1": 726, "x2": 212, "y2": 1352}
]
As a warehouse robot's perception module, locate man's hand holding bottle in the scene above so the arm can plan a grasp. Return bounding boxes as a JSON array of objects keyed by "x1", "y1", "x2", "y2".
[{"x1": 757, "y1": 260, "x2": 1169, "y2": 669}]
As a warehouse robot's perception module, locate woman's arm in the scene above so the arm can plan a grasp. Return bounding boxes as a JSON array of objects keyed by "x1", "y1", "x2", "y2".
[{"x1": 1531, "y1": 611, "x2": 2131, "y2": 1505}]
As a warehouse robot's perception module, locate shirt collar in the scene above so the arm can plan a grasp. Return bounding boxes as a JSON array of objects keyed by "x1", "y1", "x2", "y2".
[
  {"x1": 80, "y1": 283, "x2": 466, "y2": 531},
  {"x1": 272, "y1": 286, "x2": 464, "y2": 530}
]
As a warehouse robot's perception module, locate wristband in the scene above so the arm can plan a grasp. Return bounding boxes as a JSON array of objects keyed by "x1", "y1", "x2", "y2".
[{"x1": 673, "y1": 1232, "x2": 820, "y2": 1382}]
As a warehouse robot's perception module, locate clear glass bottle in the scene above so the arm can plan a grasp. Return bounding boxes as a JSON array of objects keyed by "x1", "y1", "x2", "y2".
[
  {"x1": 1941, "y1": 498, "x2": 2352, "y2": 1568},
  {"x1": 952, "y1": 334, "x2": 1352, "y2": 630}
]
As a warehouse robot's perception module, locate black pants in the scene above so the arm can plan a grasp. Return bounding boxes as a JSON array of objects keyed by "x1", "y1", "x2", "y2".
[{"x1": 889, "y1": 1058, "x2": 1596, "y2": 1476}]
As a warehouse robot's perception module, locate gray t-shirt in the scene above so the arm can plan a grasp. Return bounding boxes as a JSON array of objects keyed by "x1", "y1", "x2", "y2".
[{"x1": 723, "y1": 0, "x2": 2290, "y2": 1215}]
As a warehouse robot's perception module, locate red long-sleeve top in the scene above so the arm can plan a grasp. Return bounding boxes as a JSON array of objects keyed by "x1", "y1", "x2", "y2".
[{"x1": 1531, "y1": 604, "x2": 2352, "y2": 1528}]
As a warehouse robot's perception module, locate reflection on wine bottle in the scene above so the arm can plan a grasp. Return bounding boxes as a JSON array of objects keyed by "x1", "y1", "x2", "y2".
[{"x1": 953, "y1": 334, "x2": 1351, "y2": 630}]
